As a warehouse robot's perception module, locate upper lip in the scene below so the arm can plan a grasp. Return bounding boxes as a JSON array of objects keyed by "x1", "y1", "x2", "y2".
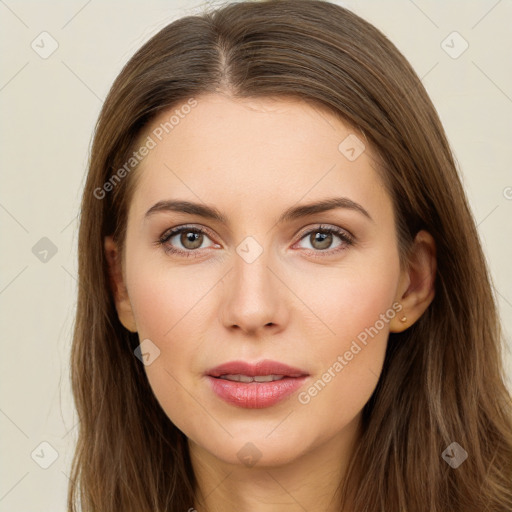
[{"x1": 207, "y1": 359, "x2": 309, "y2": 378}]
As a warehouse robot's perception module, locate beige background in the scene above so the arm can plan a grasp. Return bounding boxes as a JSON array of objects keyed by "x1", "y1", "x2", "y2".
[{"x1": 1, "y1": 0, "x2": 511, "y2": 510}]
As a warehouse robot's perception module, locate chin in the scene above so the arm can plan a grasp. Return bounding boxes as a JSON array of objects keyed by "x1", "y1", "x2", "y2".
[{"x1": 190, "y1": 423, "x2": 314, "y2": 469}]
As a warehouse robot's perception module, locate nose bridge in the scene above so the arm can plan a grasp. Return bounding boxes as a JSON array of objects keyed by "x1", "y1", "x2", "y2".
[{"x1": 220, "y1": 235, "x2": 285, "y2": 333}]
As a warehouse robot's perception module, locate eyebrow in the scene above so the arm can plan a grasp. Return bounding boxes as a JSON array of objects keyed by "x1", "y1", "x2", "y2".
[{"x1": 145, "y1": 197, "x2": 373, "y2": 224}]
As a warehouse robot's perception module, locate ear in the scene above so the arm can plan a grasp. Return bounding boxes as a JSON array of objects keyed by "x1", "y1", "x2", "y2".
[
  {"x1": 104, "y1": 235, "x2": 137, "y2": 333},
  {"x1": 389, "y1": 230, "x2": 436, "y2": 333}
]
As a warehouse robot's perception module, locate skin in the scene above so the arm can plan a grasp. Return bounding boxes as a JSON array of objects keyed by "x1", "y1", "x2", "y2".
[{"x1": 105, "y1": 93, "x2": 436, "y2": 512}]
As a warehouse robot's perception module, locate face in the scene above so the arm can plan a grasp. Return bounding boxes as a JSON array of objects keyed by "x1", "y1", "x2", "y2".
[{"x1": 111, "y1": 93, "x2": 406, "y2": 469}]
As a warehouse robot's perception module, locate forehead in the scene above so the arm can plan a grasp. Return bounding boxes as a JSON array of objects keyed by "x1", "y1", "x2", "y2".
[{"x1": 128, "y1": 93, "x2": 389, "y2": 223}]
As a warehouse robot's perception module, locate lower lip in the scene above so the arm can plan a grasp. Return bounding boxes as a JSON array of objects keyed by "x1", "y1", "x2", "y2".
[{"x1": 207, "y1": 376, "x2": 308, "y2": 409}]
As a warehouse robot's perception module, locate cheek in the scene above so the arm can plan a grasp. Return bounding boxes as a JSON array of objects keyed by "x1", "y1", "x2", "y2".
[
  {"x1": 293, "y1": 248, "x2": 400, "y2": 351},
  {"x1": 294, "y1": 255, "x2": 399, "y2": 419},
  {"x1": 126, "y1": 267, "x2": 210, "y2": 434},
  {"x1": 125, "y1": 260, "x2": 222, "y2": 423},
  {"x1": 127, "y1": 257, "x2": 216, "y2": 343}
]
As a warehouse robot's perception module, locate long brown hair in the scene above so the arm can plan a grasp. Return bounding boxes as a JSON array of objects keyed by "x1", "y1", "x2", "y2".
[{"x1": 68, "y1": 1, "x2": 512, "y2": 510}]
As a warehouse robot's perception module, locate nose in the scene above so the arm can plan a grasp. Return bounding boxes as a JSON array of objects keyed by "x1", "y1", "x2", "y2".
[{"x1": 219, "y1": 250, "x2": 288, "y2": 336}]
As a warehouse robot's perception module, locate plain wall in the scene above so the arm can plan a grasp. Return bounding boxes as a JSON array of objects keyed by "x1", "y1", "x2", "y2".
[{"x1": 1, "y1": 0, "x2": 511, "y2": 510}]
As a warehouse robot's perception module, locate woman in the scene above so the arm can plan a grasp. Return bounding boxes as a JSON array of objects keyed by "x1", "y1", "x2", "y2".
[{"x1": 68, "y1": 0, "x2": 512, "y2": 510}]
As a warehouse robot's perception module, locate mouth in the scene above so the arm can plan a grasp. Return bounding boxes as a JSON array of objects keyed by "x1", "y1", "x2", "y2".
[
  {"x1": 206, "y1": 359, "x2": 309, "y2": 409},
  {"x1": 206, "y1": 359, "x2": 309, "y2": 379},
  {"x1": 215, "y1": 374, "x2": 292, "y2": 382}
]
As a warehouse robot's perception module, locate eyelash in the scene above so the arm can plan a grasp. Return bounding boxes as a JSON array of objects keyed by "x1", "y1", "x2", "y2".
[{"x1": 156, "y1": 224, "x2": 354, "y2": 259}]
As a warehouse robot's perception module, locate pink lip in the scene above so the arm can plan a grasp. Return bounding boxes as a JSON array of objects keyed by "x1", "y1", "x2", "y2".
[
  {"x1": 207, "y1": 359, "x2": 308, "y2": 378},
  {"x1": 206, "y1": 359, "x2": 309, "y2": 409}
]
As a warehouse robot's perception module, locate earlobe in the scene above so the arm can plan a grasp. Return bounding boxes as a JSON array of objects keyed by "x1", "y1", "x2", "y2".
[
  {"x1": 104, "y1": 236, "x2": 138, "y2": 333},
  {"x1": 389, "y1": 230, "x2": 436, "y2": 333}
]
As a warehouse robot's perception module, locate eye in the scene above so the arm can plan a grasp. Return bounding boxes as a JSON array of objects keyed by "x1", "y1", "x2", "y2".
[
  {"x1": 156, "y1": 223, "x2": 354, "y2": 259},
  {"x1": 294, "y1": 224, "x2": 354, "y2": 256},
  {"x1": 157, "y1": 225, "x2": 218, "y2": 258}
]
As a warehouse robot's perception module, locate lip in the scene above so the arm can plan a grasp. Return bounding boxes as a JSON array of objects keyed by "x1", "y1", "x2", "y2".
[
  {"x1": 206, "y1": 359, "x2": 309, "y2": 409},
  {"x1": 206, "y1": 359, "x2": 308, "y2": 378}
]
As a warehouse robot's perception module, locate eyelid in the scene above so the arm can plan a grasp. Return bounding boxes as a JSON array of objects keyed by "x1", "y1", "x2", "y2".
[
  {"x1": 159, "y1": 223, "x2": 354, "y2": 242},
  {"x1": 159, "y1": 223, "x2": 216, "y2": 242},
  {"x1": 294, "y1": 223, "x2": 355, "y2": 242}
]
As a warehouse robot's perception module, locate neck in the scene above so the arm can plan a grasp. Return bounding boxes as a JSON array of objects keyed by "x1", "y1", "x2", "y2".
[{"x1": 188, "y1": 415, "x2": 361, "y2": 512}]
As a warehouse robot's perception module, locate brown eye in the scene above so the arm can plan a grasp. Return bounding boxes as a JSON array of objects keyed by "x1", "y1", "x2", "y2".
[
  {"x1": 159, "y1": 226, "x2": 217, "y2": 256},
  {"x1": 180, "y1": 230, "x2": 203, "y2": 250},
  {"x1": 309, "y1": 231, "x2": 333, "y2": 250},
  {"x1": 295, "y1": 225, "x2": 354, "y2": 256}
]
